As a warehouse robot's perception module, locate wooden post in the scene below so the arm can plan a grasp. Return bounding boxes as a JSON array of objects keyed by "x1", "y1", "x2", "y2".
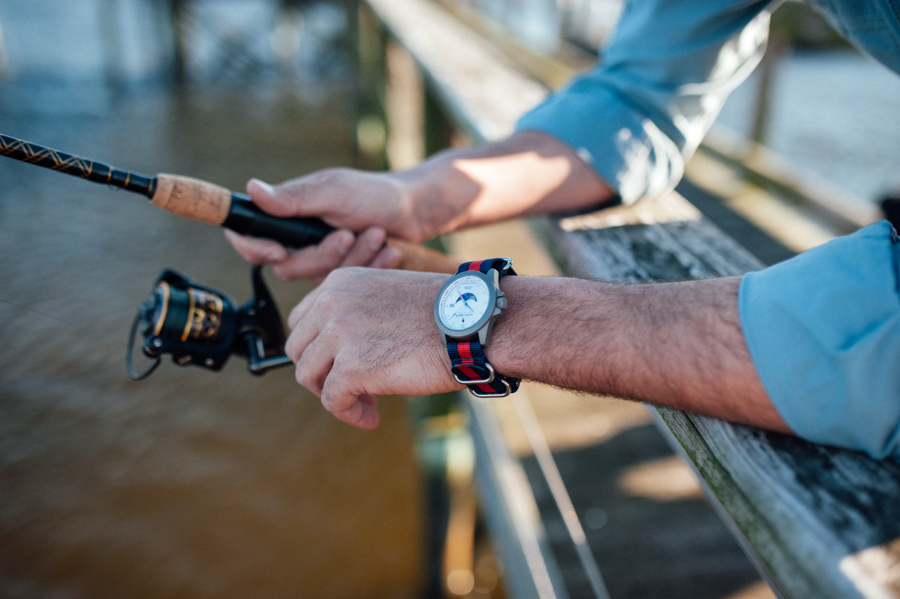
[
  {"x1": 749, "y1": 33, "x2": 786, "y2": 148},
  {"x1": 424, "y1": 90, "x2": 456, "y2": 157},
  {"x1": 168, "y1": 0, "x2": 189, "y2": 86},
  {"x1": 354, "y1": 2, "x2": 388, "y2": 170},
  {"x1": 385, "y1": 40, "x2": 425, "y2": 169}
]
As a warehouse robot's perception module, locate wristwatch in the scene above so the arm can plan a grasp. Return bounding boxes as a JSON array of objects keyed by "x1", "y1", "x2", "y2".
[{"x1": 434, "y1": 258, "x2": 520, "y2": 398}]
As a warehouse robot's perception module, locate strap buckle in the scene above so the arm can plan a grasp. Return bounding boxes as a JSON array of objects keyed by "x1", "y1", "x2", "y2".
[
  {"x1": 496, "y1": 257, "x2": 513, "y2": 274},
  {"x1": 469, "y1": 378, "x2": 512, "y2": 398},
  {"x1": 453, "y1": 362, "x2": 495, "y2": 385}
]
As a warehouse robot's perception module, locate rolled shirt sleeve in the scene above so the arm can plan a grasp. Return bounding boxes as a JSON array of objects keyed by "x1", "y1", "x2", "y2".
[
  {"x1": 740, "y1": 222, "x2": 900, "y2": 460},
  {"x1": 516, "y1": 0, "x2": 773, "y2": 204}
]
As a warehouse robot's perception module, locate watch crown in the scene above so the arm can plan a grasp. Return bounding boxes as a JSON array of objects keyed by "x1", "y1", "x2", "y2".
[{"x1": 497, "y1": 296, "x2": 508, "y2": 309}]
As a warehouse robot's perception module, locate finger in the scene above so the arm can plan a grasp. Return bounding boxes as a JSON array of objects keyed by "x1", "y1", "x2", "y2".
[
  {"x1": 270, "y1": 228, "x2": 356, "y2": 282},
  {"x1": 336, "y1": 227, "x2": 386, "y2": 268},
  {"x1": 293, "y1": 337, "x2": 335, "y2": 396},
  {"x1": 248, "y1": 174, "x2": 348, "y2": 221},
  {"x1": 368, "y1": 245, "x2": 403, "y2": 270},
  {"x1": 223, "y1": 229, "x2": 289, "y2": 264},
  {"x1": 287, "y1": 284, "x2": 327, "y2": 330},
  {"x1": 321, "y1": 376, "x2": 381, "y2": 430},
  {"x1": 246, "y1": 178, "x2": 300, "y2": 218},
  {"x1": 358, "y1": 394, "x2": 378, "y2": 408},
  {"x1": 285, "y1": 298, "x2": 326, "y2": 358}
]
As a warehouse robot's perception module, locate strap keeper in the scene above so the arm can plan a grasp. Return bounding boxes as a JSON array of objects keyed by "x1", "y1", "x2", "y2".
[
  {"x1": 453, "y1": 362, "x2": 495, "y2": 385},
  {"x1": 470, "y1": 378, "x2": 512, "y2": 398}
]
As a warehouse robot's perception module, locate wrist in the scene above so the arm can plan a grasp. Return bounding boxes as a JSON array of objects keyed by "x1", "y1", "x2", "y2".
[
  {"x1": 401, "y1": 131, "x2": 619, "y2": 241},
  {"x1": 396, "y1": 150, "x2": 475, "y2": 241},
  {"x1": 482, "y1": 276, "x2": 536, "y2": 379},
  {"x1": 376, "y1": 168, "x2": 425, "y2": 242},
  {"x1": 434, "y1": 258, "x2": 520, "y2": 397},
  {"x1": 484, "y1": 276, "x2": 617, "y2": 384}
]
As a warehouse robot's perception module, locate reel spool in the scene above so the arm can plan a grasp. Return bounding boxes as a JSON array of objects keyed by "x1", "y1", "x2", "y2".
[{"x1": 127, "y1": 266, "x2": 292, "y2": 380}]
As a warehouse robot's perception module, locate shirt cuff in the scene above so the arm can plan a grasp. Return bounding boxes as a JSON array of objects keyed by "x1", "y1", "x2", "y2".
[
  {"x1": 516, "y1": 83, "x2": 682, "y2": 206},
  {"x1": 739, "y1": 221, "x2": 900, "y2": 460}
]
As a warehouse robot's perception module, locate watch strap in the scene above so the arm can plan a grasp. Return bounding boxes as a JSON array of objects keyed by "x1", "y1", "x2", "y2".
[
  {"x1": 448, "y1": 339, "x2": 520, "y2": 397},
  {"x1": 448, "y1": 258, "x2": 519, "y2": 398},
  {"x1": 456, "y1": 257, "x2": 517, "y2": 277}
]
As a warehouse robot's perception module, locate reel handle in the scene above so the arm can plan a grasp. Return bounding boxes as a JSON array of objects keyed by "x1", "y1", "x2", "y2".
[{"x1": 242, "y1": 334, "x2": 293, "y2": 375}]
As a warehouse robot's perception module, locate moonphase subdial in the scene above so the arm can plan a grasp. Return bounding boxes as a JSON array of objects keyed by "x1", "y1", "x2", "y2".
[{"x1": 437, "y1": 275, "x2": 491, "y2": 331}]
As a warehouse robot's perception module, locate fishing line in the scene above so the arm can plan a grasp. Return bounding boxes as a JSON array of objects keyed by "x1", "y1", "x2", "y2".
[
  {"x1": 511, "y1": 391, "x2": 612, "y2": 599},
  {"x1": 0, "y1": 296, "x2": 120, "y2": 344}
]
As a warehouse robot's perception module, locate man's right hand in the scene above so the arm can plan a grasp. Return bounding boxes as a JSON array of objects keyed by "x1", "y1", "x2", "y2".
[
  {"x1": 225, "y1": 131, "x2": 617, "y2": 282},
  {"x1": 224, "y1": 170, "x2": 423, "y2": 282}
]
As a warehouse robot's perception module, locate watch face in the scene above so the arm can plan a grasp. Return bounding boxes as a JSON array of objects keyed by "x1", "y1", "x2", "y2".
[{"x1": 437, "y1": 275, "x2": 492, "y2": 332}]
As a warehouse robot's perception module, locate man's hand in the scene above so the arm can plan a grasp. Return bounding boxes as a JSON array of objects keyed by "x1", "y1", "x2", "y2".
[
  {"x1": 283, "y1": 269, "x2": 791, "y2": 436},
  {"x1": 225, "y1": 131, "x2": 616, "y2": 282},
  {"x1": 225, "y1": 172, "x2": 418, "y2": 282},
  {"x1": 285, "y1": 267, "x2": 462, "y2": 429}
]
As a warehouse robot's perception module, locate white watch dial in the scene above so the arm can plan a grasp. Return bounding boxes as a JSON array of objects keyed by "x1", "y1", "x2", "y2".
[{"x1": 437, "y1": 275, "x2": 491, "y2": 331}]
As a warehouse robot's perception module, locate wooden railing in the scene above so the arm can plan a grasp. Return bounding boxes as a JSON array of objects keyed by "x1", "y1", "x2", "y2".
[
  {"x1": 431, "y1": 0, "x2": 883, "y2": 241},
  {"x1": 361, "y1": 1, "x2": 900, "y2": 598}
]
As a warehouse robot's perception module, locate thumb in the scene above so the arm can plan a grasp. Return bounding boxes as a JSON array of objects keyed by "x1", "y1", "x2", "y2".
[
  {"x1": 246, "y1": 178, "x2": 305, "y2": 218},
  {"x1": 322, "y1": 377, "x2": 381, "y2": 430}
]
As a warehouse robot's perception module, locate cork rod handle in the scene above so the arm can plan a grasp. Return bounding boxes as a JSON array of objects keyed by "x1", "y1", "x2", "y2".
[
  {"x1": 152, "y1": 174, "x2": 232, "y2": 225},
  {"x1": 150, "y1": 174, "x2": 458, "y2": 274}
]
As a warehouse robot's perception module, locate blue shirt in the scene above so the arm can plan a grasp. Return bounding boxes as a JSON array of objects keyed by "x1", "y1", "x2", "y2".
[{"x1": 517, "y1": 0, "x2": 900, "y2": 459}]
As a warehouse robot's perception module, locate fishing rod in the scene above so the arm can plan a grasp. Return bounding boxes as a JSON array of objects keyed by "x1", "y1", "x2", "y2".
[
  {"x1": 0, "y1": 133, "x2": 457, "y2": 379},
  {"x1": 0, "y1": 133, "x2": 456, "y2": 273}
]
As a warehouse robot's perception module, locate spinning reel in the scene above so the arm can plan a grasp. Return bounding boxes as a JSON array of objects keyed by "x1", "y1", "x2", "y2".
[{"x1": 127, "y1": 266, "x2": 292, "y2": 380}]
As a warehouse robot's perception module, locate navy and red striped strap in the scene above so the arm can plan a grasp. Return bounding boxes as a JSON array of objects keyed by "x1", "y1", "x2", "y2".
[
  {"x1": 448, "y1": 338, "x2": 520, "y2": 397},
  {"x1": 448, "y1": 258, "x2": 519, "y2": 397},
  {"x1": 456, "y1": 257, "x2": 516, "y2": 277}
]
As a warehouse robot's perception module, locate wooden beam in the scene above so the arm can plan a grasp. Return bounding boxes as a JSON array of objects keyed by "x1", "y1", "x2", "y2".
[
  {"x1": 363, "y1": 3, "x2": 571, "y2": 597},
  {"x1": 534, "y1": 197, "x2": 900, "y2": 599},
  {"x1": 364, "y1": 1, "x2": 900, "y2": 597},
  {"x1": 365, "y1": 0, "x2": 547, "y2": 143}
]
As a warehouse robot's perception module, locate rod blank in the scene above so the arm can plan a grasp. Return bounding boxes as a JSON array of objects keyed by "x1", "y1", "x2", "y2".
[
  {"x1": 0, "y1": 132, "x2": 459, "y2": 273},
  {"x1": 0, "y1": 133, "x2": 155, "y2": 196}
]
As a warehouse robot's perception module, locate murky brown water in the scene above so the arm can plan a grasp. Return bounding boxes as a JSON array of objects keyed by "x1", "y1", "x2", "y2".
[{"x1": 0, "y1": 87, "x2": 424, "y2": 599}]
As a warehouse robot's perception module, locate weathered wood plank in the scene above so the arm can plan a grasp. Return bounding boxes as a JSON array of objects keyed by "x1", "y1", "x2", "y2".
[
  {"x1": 365, "y1": 0, "x2": 546, "y2": 143},
  {"x1": 536, "y1": 192, "x2": 900, "y2": 599},
  {"x1": 469, "y1": 396, "x2": 572, "y2": 599},
  {"x1": 362, "y1": 3, "x2": 567, "y2": 597},
  {"x1": 363, "y1": 1, "x2": 900, "y2": 598}
]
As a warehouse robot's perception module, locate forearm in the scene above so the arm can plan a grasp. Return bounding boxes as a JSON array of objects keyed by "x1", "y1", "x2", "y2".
[
  {"x1": 228, "y1": 131, "x2": 614, "y2": 281},
  {"x1": 488, "y1": 275, "x2": 791, "y2": 433},
  {"x1": 398, "y1": 130, "x2": 616, "y2": 239}
]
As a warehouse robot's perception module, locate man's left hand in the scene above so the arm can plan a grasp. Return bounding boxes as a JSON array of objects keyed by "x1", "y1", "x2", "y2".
[{"x1": 285, "y1": 268, "x2": 462, "y2": 429}]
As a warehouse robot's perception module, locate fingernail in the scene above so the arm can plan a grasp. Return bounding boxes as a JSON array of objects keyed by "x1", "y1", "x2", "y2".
[
  {"x1": 250, "y1": 178, "x2": 275, "y2": 195},
  {"x1": 369, "y1": 228, "x2": 386, "y2": 251},
  {"x1": 385, "y1": 246, "x2": 402, "y2": 267},
  {"x1": 339, "y1": 231, "x2": 355, "y2": 254}
]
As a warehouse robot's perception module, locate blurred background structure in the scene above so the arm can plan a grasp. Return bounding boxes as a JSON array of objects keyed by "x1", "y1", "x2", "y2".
[
  {"x1": 0, "y1": 2, "x2": 431, "y2": 599},
  {"x1": 0, "y1": 1, "x2": 898, "y2": 599},
  {"x1": 445, "y1": 0, "x2": 900, "y2": 204}
]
